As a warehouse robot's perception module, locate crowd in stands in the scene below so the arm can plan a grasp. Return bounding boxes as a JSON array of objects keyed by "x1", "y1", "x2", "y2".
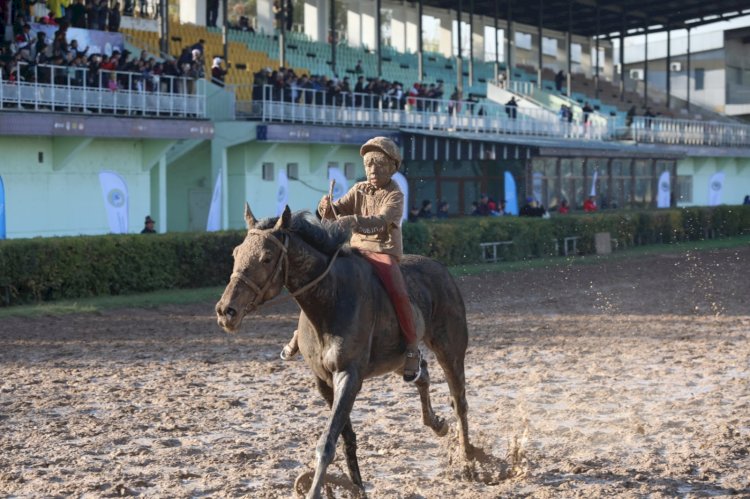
[{"x1": 252, "y1": 66, "x2": 453, "y2": 110}]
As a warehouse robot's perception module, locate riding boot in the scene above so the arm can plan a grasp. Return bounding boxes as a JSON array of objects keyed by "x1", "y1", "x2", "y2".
[
  {"x1": 280, "y1": 329, "x2": 299, "y2": 361},
  {"x1": 403, "y1": 343, "x2": 422, "y2": 383}
]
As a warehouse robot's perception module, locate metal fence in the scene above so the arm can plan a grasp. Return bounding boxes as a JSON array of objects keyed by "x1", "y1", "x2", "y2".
[{"x1": 0, "y1": 63, "x2": 206, "y2": 118}]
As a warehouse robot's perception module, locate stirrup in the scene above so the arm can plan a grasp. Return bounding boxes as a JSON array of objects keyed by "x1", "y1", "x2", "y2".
[{"x1": 403, "y1": 349, "x2": 422, "y2": 383}]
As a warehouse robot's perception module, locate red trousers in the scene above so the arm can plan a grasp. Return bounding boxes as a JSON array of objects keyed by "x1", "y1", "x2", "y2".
[{"x1": 360, "y1": 251, "x2": 417, "y2": 345}]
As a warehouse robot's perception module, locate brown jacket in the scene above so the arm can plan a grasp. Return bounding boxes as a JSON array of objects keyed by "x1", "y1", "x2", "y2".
[{"x1": 318, "y1": 180, "x2": 404, "y2": 260}]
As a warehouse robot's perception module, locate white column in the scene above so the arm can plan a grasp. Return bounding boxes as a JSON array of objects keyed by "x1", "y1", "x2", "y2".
[
  {"x1": 180, "y1": 0, "x2": 207, "y2": 26},
  {"x1": 158, "y1": 155, "x2": 167, "y2": 233},
  {"x1": 257, "y1": 0, "x2": 274, "y2": 36}
]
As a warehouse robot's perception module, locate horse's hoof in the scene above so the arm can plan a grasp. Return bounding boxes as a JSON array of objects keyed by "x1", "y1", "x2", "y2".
[
  {"x1": 433, "y1": 418, "x2": 449, "y2": 437},
  {"x1": 294, "y1": 470, "x2": 314, "y2": 497}
]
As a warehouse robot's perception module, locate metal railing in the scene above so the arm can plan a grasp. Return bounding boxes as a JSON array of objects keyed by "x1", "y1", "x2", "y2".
[
  {"x1": 0, "y1": 63, "x2": 206, "y2": 118},
  {"x1": 257, "y1": 84, "x2": 611, "y2": 140},
  {"x1": 249, "y1": 84, "x2": 750, "y2": 148}
]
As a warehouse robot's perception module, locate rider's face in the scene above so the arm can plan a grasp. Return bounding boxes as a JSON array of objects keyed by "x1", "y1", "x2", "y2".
[{"x1": 363, "y1": 153, "x2": 393, "y2": 189}]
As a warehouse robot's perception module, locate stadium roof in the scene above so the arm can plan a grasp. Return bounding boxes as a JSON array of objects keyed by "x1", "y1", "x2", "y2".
[{"x1": 424, "y1": 0, "x2": 750, "y2": 39}]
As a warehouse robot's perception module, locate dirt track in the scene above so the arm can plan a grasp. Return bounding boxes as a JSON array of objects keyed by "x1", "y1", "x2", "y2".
[{"x1": 1, "y1": 246, "x2": 749, "y2": 498}]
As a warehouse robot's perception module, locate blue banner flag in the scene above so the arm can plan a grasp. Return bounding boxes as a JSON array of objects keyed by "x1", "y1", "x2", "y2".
[{"x1": 504, "y1": 171, "x2": 519, "y2": 216}]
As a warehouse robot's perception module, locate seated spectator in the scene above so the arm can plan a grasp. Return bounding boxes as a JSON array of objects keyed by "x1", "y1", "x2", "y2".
[
  {"x1": 583, "y1": 195, "x2": 597, "y2": 212},
  {"x1": 418, "y1": 199, "x2": 433, "y2": 219},
  {"x1": 436, "y1": 200, "x2": 449, "y2": 219},
  {"x1": 476, "y1": 193, "x2": 491, "y2": 216},
  {"x1": 407, "y1": 205, "x2": 420, "y2": 223},
  {"x1": 558, "y1": 199, "x2": 570, "y2": 214},
  {"x1": 520, "y1": 197, "x2": 546, "y2": 217}
]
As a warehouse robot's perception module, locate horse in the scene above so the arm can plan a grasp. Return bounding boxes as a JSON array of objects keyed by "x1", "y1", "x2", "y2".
[{"x1": 215, "y1": 203, "x2": 472, "y2": 498}]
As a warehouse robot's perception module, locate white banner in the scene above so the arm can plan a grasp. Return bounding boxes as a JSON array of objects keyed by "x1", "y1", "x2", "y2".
[
  {"x1": 327, "y1": 167, "x2": 349, "y2": 202},
  {"x1": 590, "y1": 170, "x2": 598, "y2": 197},
  {"x1": 392, "y1": 172, "x2": 409, "y2": 222},
  {"x1": 206, "y1": 169, "x2": 222, "y2": 231},
  {"x1": 98, "y1": 171, "x2": 128, "y2": 234},
  {"x1": 276, "y1": 169, "x2": 289, "y2": 216},
  {"x1": 708, "y1": 172, "x2": 725, "y2": 206},
  {"x1": 532, "y1": 171, "x2": 543, "y2": 204},
  {"x1": 657, "y1": 171, "x2": 671, "y2": 208}
]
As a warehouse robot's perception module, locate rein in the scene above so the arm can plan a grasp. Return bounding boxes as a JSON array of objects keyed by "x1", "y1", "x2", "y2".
[{"x1": 230, "y1": 229, "x2": 341, "y2": 312}]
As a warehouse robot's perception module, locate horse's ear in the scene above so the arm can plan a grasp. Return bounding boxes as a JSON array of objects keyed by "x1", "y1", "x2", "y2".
[
  {"x1": 244, "y1": 202, "x2": 256, "y2": 229},
  {"x1": 274, "y1": 205, "x2": 291, "y2": 230}
]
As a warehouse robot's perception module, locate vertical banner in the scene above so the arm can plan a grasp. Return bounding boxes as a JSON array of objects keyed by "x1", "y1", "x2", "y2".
[
  {"x1": 657, "y1": 171, "x2": 671, "y2": 208},
  {"x1": 276, "y1": 169, "x2": 289, "y2": 216},
  {"x1": 590, "y1": 170, "x2": 598, "y2": 197},
  {"x1": 504, "y1": 171, "x2": 519, "y2": 216},
  {"x1": 206, "y1": 168, "x2": 222, "y2": 231},
  {"x1": 708, "y1": 172, "x2": 725, "y2": 206},
  {"x1": 328, "y1": 167, "x2": 349, "y2": 202},
  {"x1": 0, "y1": 175, "x2": 6, "y2": 239},
  {"x1": 98, "y1": 171, "x2": 129, "y2": 234},
  {"x1": 392, "y1": 172, "x2": 409, "y2": 222}
]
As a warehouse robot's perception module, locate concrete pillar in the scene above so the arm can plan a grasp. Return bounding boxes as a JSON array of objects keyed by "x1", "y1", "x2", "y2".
[{"x1": 158, "y1": 155, "x2": 167, "y2": 233}]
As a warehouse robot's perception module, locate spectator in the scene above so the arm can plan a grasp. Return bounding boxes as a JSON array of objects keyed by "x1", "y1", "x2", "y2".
[
  {"x1": 582, "y1": 101, "x2": 593, "y2": 125},
  {"x1": 558, "y1": 199, "x2": 570, "y2": 214},
  {"x1": 354, "y1": 59, "x2": 363, "y2": 74},
  {"x1": 555, "y1": 70, "x2": 565, "y2": 92},
  {"x1": 15, "y1": 24, "x2": 33, "y2": 51},
  {"x1": 476, "y1": 194, "x2": 491, "y2": 216},
  {"x1": 436, "y1": 200, "x2": 449, "y2": 218},
  {"x1": 583, "y1": 195, "x2": 597, "y2": 212},
  {"x1": 70, "y1": 0, "x2": 87, "y2": 28},
  {"x1": 505, "y1": 96, "x2": 518, "y2": 119},
  {"x1": 743, "y1": 195, "x2": 750, "y2": 205},
  {"x1": 520, "y1": 197, "x2": 546, "y2": 217},
  {"x1": 626, "y1": 105, "x2": 636, "y2": 127},
  {"x1": 238, "y1": 16, "x2": 254, "y2": 32},
  {"x1": 448, "y1": 87, "x2": 461, "y2": 115},
  {"x1": 211, "y1": 56, "x2": 227, "y2": 86},
  {"x1": 207, "y1": 0, "x2": 219, "y2": 27},
  {"x1": 418, "y1": 200, "x2": 433, "y2": 219},
  {"x1": 407, "y1": 205, "x2": 420, "y2": 223},
  {"x1": 97, "y1": 0, "x2": 109, "y2": 32},
  {"x1": 141, "y1": 215, "x2": 156, "y2": 233},
  {"x1": 644, "y1": 107, "x2": 656, "y2": 128},
  {"x1": 109, "y1": 2, "x2": 121, "y2": 31},
  {"x1": 470, "y1": 201, "x2": 481, "y2": 216}
]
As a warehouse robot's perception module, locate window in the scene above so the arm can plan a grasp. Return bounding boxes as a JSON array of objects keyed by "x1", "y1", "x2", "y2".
[
  {"x1": 515, "y1": 31, "x2": 532, "y2": 51},
  {"x1": 677, "y1": 175, "x2": 693, "y2": 203},
  {"x1": 262, "y1": 162, "x2": 274, "y2": 181},
  {"x1": 542, "y1": 36, "x2": 557, "y2": 56},
  {"x1": 484, "y1": 26, "x2": 505, "y2": 62},
  {"x1": 421, "y1": 15, "x2": 441, "y2": 53},
  {"x1": 287, "y1": 163, "x2": 299, "y2": 180},
  {"x1": 451, "y1": 20, "x2": 471, "y2": 57},
  {"x1": 571, "y1": 43, "x2": 582, "y2": 63},
  {"x1": 694, "y1": 68, "x2": 705, "y2": 90},
  {"x1": 344, "y1": 162, "x2": 357, "y2": 180}
]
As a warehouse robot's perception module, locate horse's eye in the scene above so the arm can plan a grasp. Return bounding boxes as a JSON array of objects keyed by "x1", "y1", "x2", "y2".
[{"x1": 261, "y1": 254, "x2": 273, "y2": 264}]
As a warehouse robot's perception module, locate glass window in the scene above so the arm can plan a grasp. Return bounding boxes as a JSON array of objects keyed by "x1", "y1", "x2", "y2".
[
  {"x1": 677, "y1": 175, "x2": 693, "y2": 203},
  {"x1": 695, "y1": 68, "x2": 705, "y2": 90},
  {"x1": 571, "y1": 43, "x2": 582, "y2": 63},
  {"x1": 344, "y1": 162, "x2": 357, "y2": 180},
  {"x1": 484, "y1": 27, "x2": 505, "y2": 62},
  {"x1": 451, "y1": 20, "x2": 472, "y2": 58},
  {"x1": 542, "y1": 37, "x2": 557, "y2": 56},
  {"x1": 422, "y1": 15, "x2": 441, "y2": 53},
  {"x1": 515, "y1": 31, "x2": 532, "y2": 51},
  {"x1": 287, "y1": 163, "x2": 299, "y2": 180},
  {"x1": 262, "y1": 163, "x2": 274, "y2": 181}
]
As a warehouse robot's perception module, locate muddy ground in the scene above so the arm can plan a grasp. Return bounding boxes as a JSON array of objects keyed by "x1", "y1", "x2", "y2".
[{"x1": 1, "y1": 246, "x2": 749, "y2": 498}]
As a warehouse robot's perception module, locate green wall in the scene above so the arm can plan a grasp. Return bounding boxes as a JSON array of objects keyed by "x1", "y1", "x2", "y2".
[{"x1": 677, "y1": 156, "x2": 750, "y2": 206}]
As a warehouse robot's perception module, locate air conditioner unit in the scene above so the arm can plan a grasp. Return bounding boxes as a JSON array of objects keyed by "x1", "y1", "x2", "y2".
[
  {"x1": 670, "y1": 62, "x2": 682, "y2": 72},
  {"x1": 629, "y1": 68, "x2": 644, "y2": 80}
]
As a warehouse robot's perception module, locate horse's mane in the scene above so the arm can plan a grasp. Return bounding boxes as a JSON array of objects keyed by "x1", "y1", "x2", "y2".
[{"x1": 256, "y1": 211, "x2": 350, "y2": 256}]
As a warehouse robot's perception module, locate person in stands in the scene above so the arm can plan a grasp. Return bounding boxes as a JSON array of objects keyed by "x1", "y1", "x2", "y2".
[
  {"x1": 141, "y1": 215, "x2": 156, "y2": 233},
  {"x1": 583, "y1": 195, "x2": 597, "y2": 212}
]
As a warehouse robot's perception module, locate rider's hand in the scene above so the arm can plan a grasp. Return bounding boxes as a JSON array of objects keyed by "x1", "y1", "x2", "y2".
[{"x1": 319, "y1": 195, "x2": 331, "y2": 214}]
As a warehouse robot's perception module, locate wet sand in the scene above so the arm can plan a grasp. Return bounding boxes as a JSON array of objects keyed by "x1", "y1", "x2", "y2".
[{"x1": 1, "y1": 246, "x2": 749, "y2": 498}]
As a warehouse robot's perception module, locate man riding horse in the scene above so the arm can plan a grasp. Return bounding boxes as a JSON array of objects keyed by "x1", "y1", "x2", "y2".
[{"x1": 279, "y1": 136, "x2": 422, "y2": 383}]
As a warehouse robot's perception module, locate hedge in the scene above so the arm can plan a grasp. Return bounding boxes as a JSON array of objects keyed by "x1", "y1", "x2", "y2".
[{"x1": 1, "y1": 205, "x2": 749, "y2": 306}]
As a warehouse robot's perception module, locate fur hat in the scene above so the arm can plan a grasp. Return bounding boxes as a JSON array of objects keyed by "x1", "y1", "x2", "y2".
[{"x1": 359, "y1": 137, "x2": 401, "y2": 170}]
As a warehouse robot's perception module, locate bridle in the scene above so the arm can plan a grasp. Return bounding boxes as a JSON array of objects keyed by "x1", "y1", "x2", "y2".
[{"x1": 229, "y1": 228, "x2": 341, "y2": 313}]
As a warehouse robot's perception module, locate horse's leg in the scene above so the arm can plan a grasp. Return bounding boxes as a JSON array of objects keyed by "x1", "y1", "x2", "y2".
[
  {"x1": 433, "y1": 342, "x2": 472, "y2": 459},
  {"x1": 415, "y1": 357, "x2": 449, "y2": 437},
  {"x1": 308, "y1": 370, "x2": 362, "y2": 499},
  {"x1": 314, "y1": 377, "x2": 364, "y2": 489}
]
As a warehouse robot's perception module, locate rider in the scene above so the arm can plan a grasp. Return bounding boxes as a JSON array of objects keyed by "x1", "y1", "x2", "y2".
[{"x1": 280, "y1": 136, "x2": 422, "y2": 383}]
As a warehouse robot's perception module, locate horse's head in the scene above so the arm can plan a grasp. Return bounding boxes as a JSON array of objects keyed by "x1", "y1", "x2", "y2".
[{"x1": 215, "y1": 202, "x2": 291, "y2": 333}]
